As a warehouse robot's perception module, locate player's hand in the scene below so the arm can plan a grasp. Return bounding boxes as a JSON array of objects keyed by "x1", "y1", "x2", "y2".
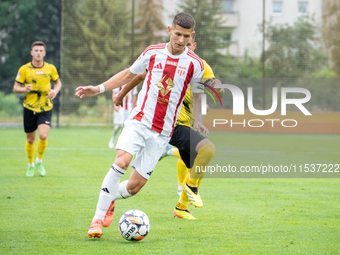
[
  {"x1": 25, "y1": 84, "x2": 33, "y2": 92},
  {"x1": 195, "y1": 122, "x2": 209, "y2": 137},
  {"x1": 47, "y1": 89, "x2": 57, "y2": 100},
  {"x1": 113, "y1": 93, "x2": 124, "y2": 108},
  {"x1": 210, "y1": 79, "x2": 224, "y2": 98},
  {"x1": 210, "y1": 78, "x2": 221, "y2": 88},
  {"x1": 114, "y1": 104, "x2": 121, "y2": 112},
  {"x1": 75, "y1": 86, "x2": 99, "y2": 98}
]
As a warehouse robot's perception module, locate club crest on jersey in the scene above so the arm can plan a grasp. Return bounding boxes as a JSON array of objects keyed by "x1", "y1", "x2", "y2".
[
  {"x1": 166, "y1": 60, "x2": 178, "y2": 67},
  {"x1": 157, "y1": 75, "x2": 174, "y2": 96},
  {"x1": 35, "y1": 71, "x2": 45, "y2": 75},
  {"x1": 177, "y1": 66, "x2": 186, "y2": 76}
]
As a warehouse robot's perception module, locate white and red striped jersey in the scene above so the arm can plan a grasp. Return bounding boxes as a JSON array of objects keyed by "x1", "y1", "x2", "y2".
[
  {"x1": 129, "y1": 43, "x2": 204, "y2": 137},
  {"x1": 113, "y1": 86, "x2": 137, "y2": 111}
]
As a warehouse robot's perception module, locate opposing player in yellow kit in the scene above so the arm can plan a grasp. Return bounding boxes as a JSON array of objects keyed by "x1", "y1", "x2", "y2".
[
  {"x1": 13, "y1": 41, "x2": 62, "y2": 177},
  {"x1": 168, "y1": 34, "x2": 223, "y2": 219}
]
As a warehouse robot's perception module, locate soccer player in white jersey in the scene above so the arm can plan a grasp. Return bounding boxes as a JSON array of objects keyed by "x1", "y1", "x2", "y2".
[
  {"x1": 108, "y1": 70, "x2": 137, "y2": 149},
  {"x1": 75, "y1": 12, "x2": 204, "y2": 239}
]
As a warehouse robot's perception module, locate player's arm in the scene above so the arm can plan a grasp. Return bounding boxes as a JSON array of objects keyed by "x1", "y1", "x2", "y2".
[
  {"x1": 193, "y1": 93, "x2": 209, "y2": 137},
  {"x1": 210, "y1": 78, "x2": 224, "y2": 98},
  {"x1": 47, "y1": 78, "x2": 62, "y2": 100},
  {"x1": 114, "y1": 71, "x2": 146, "y2": 107},
  {"x1": 75, "y1": 68, "x2": 137, "y2": 98},
  {"x1": 13, "y1": 81, "x2": 32, "y2": 93},
  {"x1": 13, "y1": 67, "x2": 31, "y2": 93}
]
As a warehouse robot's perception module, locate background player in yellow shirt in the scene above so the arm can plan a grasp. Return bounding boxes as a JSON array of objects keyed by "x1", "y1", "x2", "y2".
[{"x1": 13, "y1": 41, "x2": 62, "y2": 177}]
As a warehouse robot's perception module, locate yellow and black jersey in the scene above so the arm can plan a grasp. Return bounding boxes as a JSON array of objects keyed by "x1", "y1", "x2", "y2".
[
  {"x1": 176, "y1": 59, "x2": 215, "y2": 127},
  {"x1": 16, "y1": 62, "x2": 59, "y2": 113}
]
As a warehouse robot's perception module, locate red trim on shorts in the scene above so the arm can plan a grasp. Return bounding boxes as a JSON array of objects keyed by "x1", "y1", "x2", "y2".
[
  {"x1": 133, "y1": 54, "x2": 156, "y2": 122},
  {"x1": 151, "y1": 56, "x2": 179, "y2": 134}
]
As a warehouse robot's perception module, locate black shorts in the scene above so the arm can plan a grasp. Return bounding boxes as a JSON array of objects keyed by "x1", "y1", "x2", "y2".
[
  {"x1": 23, "y1": 108, "x2": 52, "y2": 133},
  {"x1": 169, "y1": 125, "x2": 206, "y2": 169}
]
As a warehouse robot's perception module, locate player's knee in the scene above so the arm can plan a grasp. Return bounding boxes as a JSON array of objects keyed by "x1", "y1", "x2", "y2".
[
  {"x1": 27, "y1": 138, "x2": 35, "y2": 144},
  {"x1": 39, "y1": 134, "x2": 48, "y2": 141},
  {"x1": 114, "y1": 158, "x2": 130, "y2": 170},
  {"x1": 199, "y1": 142, "x2": 215, "y2": 160}
]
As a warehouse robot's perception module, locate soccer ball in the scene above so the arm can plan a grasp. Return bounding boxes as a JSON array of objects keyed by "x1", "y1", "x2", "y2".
[{"x1": 118, "y1": 209, "x2": 150, "y2": 241}]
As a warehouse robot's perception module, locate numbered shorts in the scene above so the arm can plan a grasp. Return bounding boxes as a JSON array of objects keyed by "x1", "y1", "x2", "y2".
[
  {"x1": 115, "y1": 119, "x2": 170, "y2": 180},
  {"x1": 114, "y1": 108, "x2": 130, "y2": 125},
  {"x1": 24, "y1": 108, "x2": 52, "y2": 133}
]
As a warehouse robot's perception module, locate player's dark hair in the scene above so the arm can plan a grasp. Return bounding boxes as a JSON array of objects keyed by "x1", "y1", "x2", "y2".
[
  {"x1": 172, "y1": 13, "x2": 195, "y2": 30},
  {"x1": 31, "y1": 41, "x2": 46, "y2": 49}
]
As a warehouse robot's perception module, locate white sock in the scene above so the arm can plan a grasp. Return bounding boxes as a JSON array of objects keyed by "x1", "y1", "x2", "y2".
[
  {"x1": 167, "y1": 148, "x2": 175, "y2": 156},
  {"x1": 112, "y1": 180, "x2": 134, "y2": 200},
  {"x1": 28, "y1": 163, "x2": 35, "y2": 167},
  {"x1": 93, "y1": 164, "x2": 125, "y2": 222},
  {"x1": 36, "y1": 158, "x2": 42, "y2": 164}
]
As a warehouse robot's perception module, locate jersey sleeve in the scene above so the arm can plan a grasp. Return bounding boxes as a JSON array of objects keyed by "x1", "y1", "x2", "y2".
[
  {"x1": 112, "y1": 88, "x2": 120, "y2": 92},
  {"x1": 203, "y1": 60, "x2": 215, "y2": 81},
  {"x1": 15, "y1": 66, "x2": 26, "y2": 84},
  {"x1": 130, "y1": 51, "x2": 148, "y2": 74},
  {"x1": 51, "y1": 65, "x2": 59, "y2": 82},
  {"x1": 191, "y1": 60, "x2": 205, "y2": 94},
  {"x1": 132, "y1": 87, "x2": 138, "y2": 95}
]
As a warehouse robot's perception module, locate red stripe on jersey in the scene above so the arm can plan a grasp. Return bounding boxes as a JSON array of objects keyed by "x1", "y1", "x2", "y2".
[
  {"x1": 170, "y1": 62, "x2": 194, "y2": 136},
  {"x1": 125, "y1": 93, "x2": 128, "y2": 110},
  {"x1": 187, "y1": 50, "x2": 204, "y2": 71},
  {"x1": 142, "y1": 44, "x2": 166, "y2": 56},
  {"x1": 133, "y1": 54, "x2": 156, "y2": 122},
  {"x1": 151, "y1": 56, "x2": 179, "y2": 133}
]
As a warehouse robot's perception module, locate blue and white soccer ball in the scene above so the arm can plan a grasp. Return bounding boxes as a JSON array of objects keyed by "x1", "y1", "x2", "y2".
[{"x1": 118, "y1": 209, "x2": 150, "y2": 241}]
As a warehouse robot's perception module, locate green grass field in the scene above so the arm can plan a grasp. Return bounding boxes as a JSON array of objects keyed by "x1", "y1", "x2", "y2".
[{"x1": 1, "y1": 127, "x2": 339, "y2": 254}]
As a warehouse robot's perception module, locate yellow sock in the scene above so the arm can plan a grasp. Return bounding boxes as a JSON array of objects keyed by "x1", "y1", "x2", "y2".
[
  {"x1": 173, "y1": 148, "x2": 180, "y2": 158},
  {"x1": 177, "y1": 159, "x2": 188, "y2": 186},
  {"x1": 37, "y1": 138, "x2": 47, "y2": 160},
  {"x1": 178, "y1": 174, "x2": 190, "y2": 209},
  {"x1": 190, "y1": 143, "x2": 215, "y2": 185},
  {"x1": 25, "y1": 141, "x2": 35, "y2": 164}
]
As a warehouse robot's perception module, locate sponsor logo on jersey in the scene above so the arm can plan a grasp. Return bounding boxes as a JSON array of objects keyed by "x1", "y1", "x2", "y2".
[
  {"x1": 177, "y1": 66, "x2": 186, "y2": 76},
  {"x1": 157, "y1": 75, "x2": 174, "y2": 96},
  {"x1": 153, "y1": 94, "x2": 173, "y2": 105},
  {"x1": 166, "y1": 60, "x2": 178, "y2": 67},
  {"x1": 35, "y1": 71, "x2": 45, "y2": 74},
  {"x1": 16, "y1": 72, "x2": 21, "y2": 79}
]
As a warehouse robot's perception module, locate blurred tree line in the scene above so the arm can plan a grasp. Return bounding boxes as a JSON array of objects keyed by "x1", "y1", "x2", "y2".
[{"x1": 0, "y1": 0, "x2": 339, "y2": 115}]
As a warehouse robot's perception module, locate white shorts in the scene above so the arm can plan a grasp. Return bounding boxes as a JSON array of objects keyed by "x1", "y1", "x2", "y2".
[
  {"x1": 115, "y1": 119, "x2": 170, "y2": 180},
  {"x1": 114, "y1": 109, "x2": 130, "y2": 125}
]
